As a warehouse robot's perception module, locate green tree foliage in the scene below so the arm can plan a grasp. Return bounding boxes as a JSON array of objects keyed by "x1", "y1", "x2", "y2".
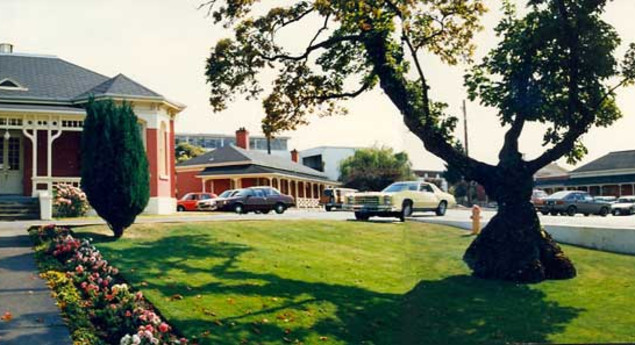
[
  {"x1": 81, "y1": 99, "x2": 150, "y2": 238},
  {"x1": 339, "y1": 147, "x2": 415, "y2": 191},
  {"x1": 202, "y1": 0, "x2": 635, "y2": 283},
  {"x1": 176, "y1": 142, "x2": 206, "y2": 164}
]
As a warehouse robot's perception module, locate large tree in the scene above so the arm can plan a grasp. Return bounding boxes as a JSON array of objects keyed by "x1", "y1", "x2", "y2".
[
  {"x1": 203, "y1": 0, "x2": 635, "y2": 283},
  {"x1": 81, "y1": 99, "x2": 150, "y2": 238},
  {"x1": 339, "y1": 147, "x2": 415, "y2": 191}
]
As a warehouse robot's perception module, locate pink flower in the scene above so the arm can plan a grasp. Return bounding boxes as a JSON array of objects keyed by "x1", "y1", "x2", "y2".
[
  {"x1": 158, "y1": 322, "x2": 169, "y2": 333},
  {"x1": 75, "y1": 265, "x2": 84, "y2": 274}
]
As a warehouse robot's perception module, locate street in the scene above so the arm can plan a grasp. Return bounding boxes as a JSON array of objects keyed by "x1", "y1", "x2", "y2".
[{"x1": 2, "y1": 207, "x2": 633, "y2": 231}]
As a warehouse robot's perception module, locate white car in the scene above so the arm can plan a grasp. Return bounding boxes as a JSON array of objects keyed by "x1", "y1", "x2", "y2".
[
  {"x1": 611, "y1": 196, "x2": 635, "y2": 216},
  {"x1": 197, "y1": 189, "x2": 238, "y2": 211},
  {"x1": 344, "y1": 181, "x2": 456, "y2": 221}
]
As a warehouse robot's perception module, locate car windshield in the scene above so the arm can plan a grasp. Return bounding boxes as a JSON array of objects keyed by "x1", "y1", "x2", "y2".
[
  {"x1": 218, "y1": 190, "x2": 234, "y2": 198},
  {"x1": 382, "y1": 182, "x2": 417, "y2": 193},
  {"x1": 546, "y1": 191, "x2": 571, "y2": 199},
  {"x1": 234, "y1": 189, "x2": 251, "y2": 197}
]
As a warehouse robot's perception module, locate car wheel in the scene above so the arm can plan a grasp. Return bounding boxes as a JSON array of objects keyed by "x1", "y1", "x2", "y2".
[
  {"x1": 261, "y1": 210, "x2": 271, "y2": 214},
  {"x1": 354, "y1": 212, "x2": 369, "y2": 221},
  {"x1": 629, "y1": 208, "x2": 635, "y2": 216},
  {"x1": 234, "y1": 204, "x2": 244, "y2": 214},
  {"x1": 549, "y1": 211, "x2": 558, "y2": 216},
  {"x1": 325, "y1": 205, "x2": 333, "y2": 212},
  {"x1": 177, "y1": 205, "x2": 185, "y2": 212},
  {"x1": 400, "y1": 201, "x2": 413, "y2": 222},
  {"x1": 540, "y1": 210, "x2": 549, "y2": 216},
  {"x1": 599, "y1": 207, "x2": 609, "y2": 217},
  {"x1": 435, "y1": 201, "x2": 447, "y2": 216},
  {"x1": 566, "y1": 206, "x2": 577, "y2": 217},
  {"x1": 274, "y1": 203, "x2": 286, "y2": 214},
  {"x1": 584, "y1": 213, "x2": 590, "y2": 217}
]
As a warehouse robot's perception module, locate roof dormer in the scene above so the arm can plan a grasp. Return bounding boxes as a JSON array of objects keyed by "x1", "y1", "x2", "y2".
[{"x1": 0, "y1": 78, "x2": 28, "y2": 91}]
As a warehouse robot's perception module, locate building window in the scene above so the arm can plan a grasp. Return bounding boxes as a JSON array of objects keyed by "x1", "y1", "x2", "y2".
[
  {"x1": 158, "y1": 122, "x2": 168, "y2": 177},
  {"x1": 137, "y1": 121, "x2": 147, "y2": 149}
]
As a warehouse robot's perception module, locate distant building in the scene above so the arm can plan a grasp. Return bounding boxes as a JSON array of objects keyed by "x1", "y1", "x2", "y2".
[
  {"x1": 414, "y1": 170, "x2": 448, "y2": 191},
  {"x1": 299, "y1": 146, "x2": 359, "y2": 181},
  {"x1": 175, "y1": 133, "x2": 290, "y2": 157},
  {"x1": 175, "y1": 128, "x2": 338, "y2": 208},
  {"x1": 535, "y1": 151, "x2": 635, "y2": 197}
]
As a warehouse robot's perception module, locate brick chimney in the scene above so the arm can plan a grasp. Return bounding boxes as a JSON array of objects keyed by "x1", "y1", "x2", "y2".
[
  {"x1": 290, "y1": 149, "x2": 299, "y2": 163},
  {"x1": 235, "y1": 127, "x2": 249, "y2": 150}
]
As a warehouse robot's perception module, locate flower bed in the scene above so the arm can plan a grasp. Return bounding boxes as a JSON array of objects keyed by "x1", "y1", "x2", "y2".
[{"x1": 29, "y1": 225, "x2": 190, "y2": 345}]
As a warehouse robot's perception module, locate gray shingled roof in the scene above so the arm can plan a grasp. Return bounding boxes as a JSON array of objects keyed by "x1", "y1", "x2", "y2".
[
  {"x1": 178, "y1": 145, "x2": 332, "y2": 181},
  {"x1": 73, "y1": 74, "x2": 163, "y2": 101},
  {"x1": 571, "y1": 150, "x2": 635, "y2": 174},
  {"x1": 0, "y1": 52, "x2": 171, "y2": 105}
]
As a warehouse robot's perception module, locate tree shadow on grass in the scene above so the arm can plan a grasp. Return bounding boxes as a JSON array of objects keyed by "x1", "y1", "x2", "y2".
[{"x1": 83, "y1": 231, "x2": 582, "y2": 345}]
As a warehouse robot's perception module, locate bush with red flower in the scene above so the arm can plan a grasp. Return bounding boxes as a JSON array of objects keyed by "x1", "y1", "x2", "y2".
[
  {"x1": 29, "y1": 225, "x2": 189, "y2": 345},
  {"x1": 53, "y1": 184, "x2": 89, "y2": 218}
]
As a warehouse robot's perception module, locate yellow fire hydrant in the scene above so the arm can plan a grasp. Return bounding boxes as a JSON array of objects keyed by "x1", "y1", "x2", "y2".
[{"x1": 471, "y1": 205, "x2": 482, "y2": 235}]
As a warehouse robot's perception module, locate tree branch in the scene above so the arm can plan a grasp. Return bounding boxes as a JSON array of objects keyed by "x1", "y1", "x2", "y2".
[
  {"x1": 259, "y1": 34, "x2": 362, "y2": 62},
  {"x1": 309, "y1": 81, "x2": 372, "y2": 102},
  {"x1": 362, "y1": 32, "x2": 495, "y2": 182}
]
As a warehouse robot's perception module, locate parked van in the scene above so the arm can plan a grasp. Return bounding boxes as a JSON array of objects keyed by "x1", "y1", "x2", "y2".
[{"x1": 321, "y1": 187, "x2": 358, "y2": 211}]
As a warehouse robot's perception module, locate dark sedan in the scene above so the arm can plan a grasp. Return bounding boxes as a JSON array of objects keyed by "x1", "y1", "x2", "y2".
[
  {"x1": 540, "y1": 191, "x2": 611, "y2": 217},
  {"x1": 216, "y1": 187, "x2": 295, "y2": 214}
]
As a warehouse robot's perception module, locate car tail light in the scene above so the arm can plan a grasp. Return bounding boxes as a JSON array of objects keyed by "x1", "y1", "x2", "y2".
[{"x1": 556, "y1": 201, "x2": 564, "y2": 205}]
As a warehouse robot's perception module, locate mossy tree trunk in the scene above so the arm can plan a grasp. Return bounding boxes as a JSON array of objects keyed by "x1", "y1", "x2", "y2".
[{"x1": 463, "y1": 166, "x2": 576, "y2": 283}]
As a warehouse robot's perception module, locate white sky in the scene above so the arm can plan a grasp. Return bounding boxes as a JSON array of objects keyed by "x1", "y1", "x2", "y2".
[{"x1": 2, "y1": 0, "x2": 635, "y2": 170}]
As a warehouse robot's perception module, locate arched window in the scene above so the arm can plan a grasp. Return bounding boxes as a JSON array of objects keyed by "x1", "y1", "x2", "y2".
[{"x1": 158, "y1": 122, "x2": 168, "y2": 177}]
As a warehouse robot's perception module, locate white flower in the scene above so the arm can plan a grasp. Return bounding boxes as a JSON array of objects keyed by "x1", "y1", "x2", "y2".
[
  {"x1": 120, "y1": 334, "x2": 132, "y2": 345},
  {"x1": 132, "y1": 334, "x2": 141, "y2": 345}
]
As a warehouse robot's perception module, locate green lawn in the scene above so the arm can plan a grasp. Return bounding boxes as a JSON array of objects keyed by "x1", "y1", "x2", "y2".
[{"x1": 76, "y1": 221, "x2": 635, "y2": 345}]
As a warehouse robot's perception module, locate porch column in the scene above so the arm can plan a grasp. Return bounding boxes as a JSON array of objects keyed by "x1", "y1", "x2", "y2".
[
  {"x1": 22, "y1": 128, "x2": 37, "y2": 196},
  {"x1": 47, "y1": 125, "x2": 62, "y2": 183},
  {"x1": 210, "y1": 180, "x2": 215, "y2": 194},
  {"x1": 202, "y1": 178, "x2": 206, "y2": 193}
]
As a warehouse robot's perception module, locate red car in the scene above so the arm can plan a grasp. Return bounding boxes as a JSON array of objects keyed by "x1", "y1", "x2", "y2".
[{"x1": 177, "y1": 193, "x2": 217, "y2": 212}]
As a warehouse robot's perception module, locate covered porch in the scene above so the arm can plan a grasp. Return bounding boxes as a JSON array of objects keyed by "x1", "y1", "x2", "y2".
[
  {"x1": 199, "y1": 173, "x2": 334, "y2": 208},
  {"x1": 1, "y1": 109, "x2": 84, "y2": 198}
]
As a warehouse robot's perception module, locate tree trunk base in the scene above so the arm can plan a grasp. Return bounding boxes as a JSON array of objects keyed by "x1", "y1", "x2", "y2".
[{"x1": 463, "y1": 203, "x2": 576, "y2": 283}]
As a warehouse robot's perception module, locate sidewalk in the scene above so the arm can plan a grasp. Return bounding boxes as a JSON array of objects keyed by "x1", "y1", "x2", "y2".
[{"x1": 0, "y1": 227, "x2": 72, "y2": 345}]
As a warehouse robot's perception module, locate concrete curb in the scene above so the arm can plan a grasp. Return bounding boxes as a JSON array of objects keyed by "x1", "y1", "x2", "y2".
[{"x1": 412, "y1": 218, "x2": 635, "y2": 256}]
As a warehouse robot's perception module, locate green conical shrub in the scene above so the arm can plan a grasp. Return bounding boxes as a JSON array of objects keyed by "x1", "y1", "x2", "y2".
[{"x1": 81, "y1": 98, "x2": 150, "y2": 238}]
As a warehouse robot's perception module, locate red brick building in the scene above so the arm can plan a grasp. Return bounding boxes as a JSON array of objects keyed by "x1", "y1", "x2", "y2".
[
  {"x1": 0, "y1": 43, "x2": 184, "y2": 215},
  {"x1": 176, "y1": 128, "x2": 338, "y2": 208}
]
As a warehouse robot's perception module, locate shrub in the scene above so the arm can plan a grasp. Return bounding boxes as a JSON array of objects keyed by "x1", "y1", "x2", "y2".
[
  {"x1": 53, "y1": 185, "x2": 89, "y2": 218},
  {"x1": 81, "y1": 98, "x2": 150, "y2": 238}
]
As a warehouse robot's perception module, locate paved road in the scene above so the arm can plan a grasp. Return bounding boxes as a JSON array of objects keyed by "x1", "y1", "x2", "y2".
[{"x1": 1, "y1": 208, "x2": 633, "y2": 230}]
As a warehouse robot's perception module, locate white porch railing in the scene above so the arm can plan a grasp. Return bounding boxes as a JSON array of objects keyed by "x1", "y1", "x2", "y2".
[
  {"x1": 32, "y1": 177, "x2": 81, "y2": 194},
  {"x1": 296, "y1": 198, "x2": 320, "y2": 208}
]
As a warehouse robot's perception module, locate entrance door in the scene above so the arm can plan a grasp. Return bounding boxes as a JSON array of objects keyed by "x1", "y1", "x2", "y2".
[{"x1": 0, "y1": 133, "x2": 23, "y2": 195}]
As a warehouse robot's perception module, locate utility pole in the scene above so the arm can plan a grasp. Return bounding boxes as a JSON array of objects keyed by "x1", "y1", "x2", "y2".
[{"x1": 462, "y1": 99, "x2": 469, "y2": 157}]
